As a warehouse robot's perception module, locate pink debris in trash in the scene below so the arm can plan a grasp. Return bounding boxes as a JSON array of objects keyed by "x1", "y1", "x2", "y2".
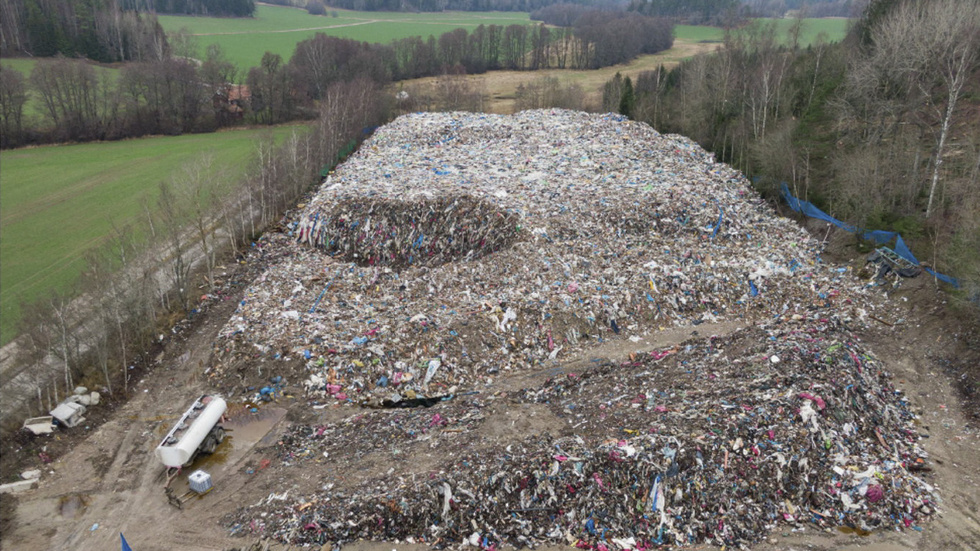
[
  {"x1": 798, "y1": 392, "x2": 826, "y2": 410},
  {"x1": 593, "y1": 473, "x2": 605, "y2": 490},
  {"x1": 866, "y1": 484, "x2": 885, "y2": 503}
]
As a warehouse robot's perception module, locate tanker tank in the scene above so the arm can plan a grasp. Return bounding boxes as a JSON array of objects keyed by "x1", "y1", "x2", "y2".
[{"x1": 155, "y1": 395, "x2": 227, "y2": 468}]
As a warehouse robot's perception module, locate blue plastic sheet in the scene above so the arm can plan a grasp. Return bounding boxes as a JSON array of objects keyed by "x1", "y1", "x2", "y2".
[
  {"x1": 711, "y1": 201, "x2": 723, "y2": 239},
  {"x1": 780, "y1": 184, "x2": 958, "y2": 287}
]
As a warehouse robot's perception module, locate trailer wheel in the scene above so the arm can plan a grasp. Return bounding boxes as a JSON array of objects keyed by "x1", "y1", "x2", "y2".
[
  {"x1": 201, "y1": 435, "x2": 217, "y2": 455},
  {"x1": 214, "y1": 426, "x2": 225, "y2": 444}
]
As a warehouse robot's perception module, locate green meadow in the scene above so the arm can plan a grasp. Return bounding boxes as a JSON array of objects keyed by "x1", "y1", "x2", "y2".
[
  {"x1": 0, "y1": 125, "x2": 303, "y2": 345},
  {"x1": 676, "y1": 17, "x2": 850, "y2": 47},
  {"x1": 158, "y1": 5, "x2": 531, "y2": 69}
]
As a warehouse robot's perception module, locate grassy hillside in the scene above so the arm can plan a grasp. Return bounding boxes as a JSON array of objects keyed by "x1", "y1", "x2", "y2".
[
  {"x1": 158, "y1": 5, "x2": 530, "y2": 69},
  {"x1": 0, "y1": 125, "x2": 303, "y2": 345}
]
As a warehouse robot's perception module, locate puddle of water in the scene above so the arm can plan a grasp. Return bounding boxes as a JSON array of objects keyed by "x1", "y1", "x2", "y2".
[
  {"x1": 837, "y1": 526, "x2": 872, "y2": 537},
  {"x1": 58, "y1": 494, "x2": 88, "y2": 518},
  {"x1": 227, "y1": 410, "x2": 283, "y2": 446},
  {"x1": 186, "y1": 405, "x2": 285, "y2": 471},
  {"x1": 193, "y1": 436, "x2": 234, "y2": 471}
]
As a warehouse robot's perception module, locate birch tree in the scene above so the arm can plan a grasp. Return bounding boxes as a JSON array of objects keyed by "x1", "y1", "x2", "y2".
[{"x1": 867, "y1": 0, "x2": 980, "y2": 217}]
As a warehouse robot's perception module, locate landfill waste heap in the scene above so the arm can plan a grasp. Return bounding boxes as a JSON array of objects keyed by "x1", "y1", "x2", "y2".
[{"x1": 214, "y1": 110, "x2": 936, "y2": 548}]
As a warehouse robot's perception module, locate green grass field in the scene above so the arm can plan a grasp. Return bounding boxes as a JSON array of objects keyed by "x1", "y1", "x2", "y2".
[
  {"x1": 0, "y1": 125, "x2": 303, "y2": 345},
  {"x1": 159, "y1": 5, "x2": 530, "y2": 69},
  {"x1": 0, "y1": 58, "x2": 37, "y2": 76},
  {"x1": 676, "y1": 18, "x2": 850, "y2": 47},
  {"x1": 675, "y1": 25, "x2": 726, "y2": 42}
]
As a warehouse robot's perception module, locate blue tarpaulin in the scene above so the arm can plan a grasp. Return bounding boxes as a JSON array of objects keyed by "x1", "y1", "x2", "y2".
[
  {"x1": 780, "y1": 184, "x2": 958, "y2": 287},
  {"x1": 711, "y1": 200, "x2": 723, "y2": 239}
]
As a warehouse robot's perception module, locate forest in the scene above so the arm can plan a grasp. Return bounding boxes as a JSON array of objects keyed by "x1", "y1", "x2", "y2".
[
  {"x1": 0, "y1": 0, "x2": 168, "y2": 61},
  {"x1": 0, "y1": 1, "x2": 254, "y2": 60},
  {"x1": 119, "y1": 0, "x2": 255, "y2": 16},
  {"x1": 604, "y1": 0, "x2": 979, "y2": 302}
]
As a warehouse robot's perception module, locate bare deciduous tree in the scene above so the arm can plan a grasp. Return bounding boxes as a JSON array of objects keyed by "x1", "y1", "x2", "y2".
[
  {"x1": 157, "y1": 179, "x2": 191, "y2": 313},
  {"x1": 172, "y1": 153, "x2": 223, "y2": 291},
  {"x1": 860, "y1": 0, "x2": 980, "y2": 217},
  {"x1": 30, "y1": 57, "x2": 107, "y2": 141},
  {"x1": 0, "y1": 64, "x2": 27, "y2": 147}
]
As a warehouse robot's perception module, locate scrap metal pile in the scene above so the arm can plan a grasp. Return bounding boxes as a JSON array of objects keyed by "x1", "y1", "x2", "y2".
[{"x1": 214, "y1": 110, "x2": 935, "y2": 547}]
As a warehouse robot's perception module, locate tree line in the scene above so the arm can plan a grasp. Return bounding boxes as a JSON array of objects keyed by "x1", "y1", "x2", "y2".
[
  {"x1": 0, "y1": 0, "x2": 254, "y2": 61},
  {"x1": 626, "y1": 0, "x2": 738, "y2": 25},
  {"x1": 607, "y1": 0, "x2": 980, "y2": 301},
  {"x1": 119, "y1": 0, "x2": 255, "y2": 16},
  {"x1": 305, "y1": 0, "x2": 598, "y2": 13},
  {"x1": 0, "y1": 0, "x2": 168, "y2": 61},
  {"x1": 1, "y1": 16, "x2": 673, "y2": 148},
  {"x1": 0, "y1": 47, "x2": 239, "y2": 146},
  {"x1": 531, "y1": 7, "x2": 673, "y2": 68}
]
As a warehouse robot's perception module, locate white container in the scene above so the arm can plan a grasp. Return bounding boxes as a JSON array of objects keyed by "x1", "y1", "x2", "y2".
[
  {"x1": 50, "y1": 402, "x2": 86, "y2": 427},
  {"x1": 187, "y1": 470, "x2": 213, "y2": 494},
  {"x1": 154, "y1": 395, "x2": 227, "y2": 468}
]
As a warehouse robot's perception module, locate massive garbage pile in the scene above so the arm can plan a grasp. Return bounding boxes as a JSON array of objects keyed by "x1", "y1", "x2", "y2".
[{"x1": 213, "y1": 110, "x2": 935, "y2": 547}]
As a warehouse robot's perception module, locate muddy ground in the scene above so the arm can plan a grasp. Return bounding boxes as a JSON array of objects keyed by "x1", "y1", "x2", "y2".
[{"x1": 1, "y1": 229, "x2": 978, "y2": 551}]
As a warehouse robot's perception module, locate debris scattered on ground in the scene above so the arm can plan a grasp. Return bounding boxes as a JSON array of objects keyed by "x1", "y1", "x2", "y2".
[
  {"x1": 226, "y1": 320, "x2": 936, "y2": 549},
  {"x1": 212, "y1": 110, "x2": 934, "y2": 548}
]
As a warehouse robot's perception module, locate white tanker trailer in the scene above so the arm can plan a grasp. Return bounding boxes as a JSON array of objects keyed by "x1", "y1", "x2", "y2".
[{"x1": 155, "y1": 394, "x2": 227, "y2": 469}]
